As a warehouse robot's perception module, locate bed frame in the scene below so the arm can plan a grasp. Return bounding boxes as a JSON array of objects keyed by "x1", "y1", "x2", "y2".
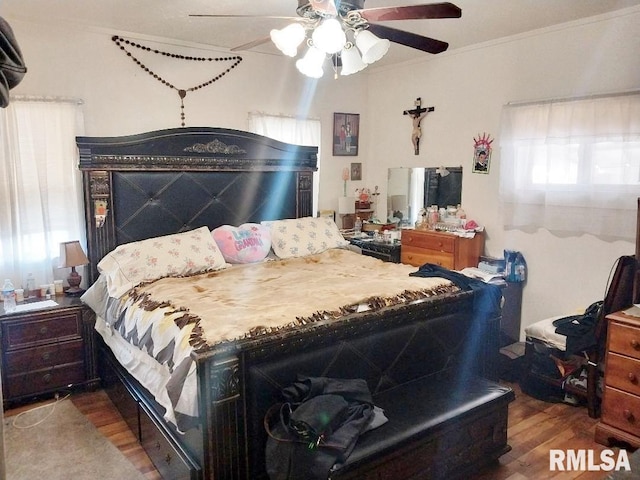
[{"x1": 77, "y1": 127, "x2": 508, "y2": 480}]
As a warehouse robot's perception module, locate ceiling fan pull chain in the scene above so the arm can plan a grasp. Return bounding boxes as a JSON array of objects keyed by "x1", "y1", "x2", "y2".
[{"x1": 111, "y1": 35, "x2": 242, "y2": 127}]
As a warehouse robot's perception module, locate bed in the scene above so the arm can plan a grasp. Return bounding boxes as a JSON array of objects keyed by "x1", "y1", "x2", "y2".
[{"x1": 77, "y1": 127, "x2": 510, "y2": 480}]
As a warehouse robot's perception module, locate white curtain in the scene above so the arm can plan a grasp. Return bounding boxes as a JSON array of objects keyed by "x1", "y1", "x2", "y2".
[
  {"x1": 499, "y1": 92, "x2": 640, "y2": 241},
  {"x1": 248, "y1": 112, "x2": 321, "y2": 215},
  {"x1": 0, "y1": 97, "x2": 86, "y2": 290}
]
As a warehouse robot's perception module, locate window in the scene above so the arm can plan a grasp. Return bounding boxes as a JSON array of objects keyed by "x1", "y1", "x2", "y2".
[
  {"x1": 0, "y1": 97, "x2": 86, "y2": 287},
  {"x1": 499, "y1": 92, "x2": 640, "y2": 241},
  {"x1": 248, "y1": 112, "x2": 321, "y2": 215}
]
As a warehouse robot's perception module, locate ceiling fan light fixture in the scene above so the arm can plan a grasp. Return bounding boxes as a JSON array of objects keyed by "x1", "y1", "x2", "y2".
[
  {"x1": 270, "y1": 23, "x2": 306, "y2": 57},
  {"x1": 295, "y1": 45, "x2": 325, "y2": 78},
  {"x1": 355, "y1": 29, "x2": 390, "y2": 64},
  {"x1": 311, "y1": 18, "x2": 346, "y2": 54},
  {"x1": 339, "y1": 45, "x2": 367, "y2": 76}
]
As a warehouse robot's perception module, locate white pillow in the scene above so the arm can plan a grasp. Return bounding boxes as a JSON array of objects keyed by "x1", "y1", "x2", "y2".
[
  {"x1": 266, "y1": 216, "x2": 349, "y2": 259},
  {"x1": 97, "y1": 226, "x2": 227, "y2": 298}
]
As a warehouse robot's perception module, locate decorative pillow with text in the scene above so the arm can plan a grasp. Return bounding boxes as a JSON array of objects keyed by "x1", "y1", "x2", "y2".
[{"x1": 211, "y1": 223, "x2": 271, "y2": 264}]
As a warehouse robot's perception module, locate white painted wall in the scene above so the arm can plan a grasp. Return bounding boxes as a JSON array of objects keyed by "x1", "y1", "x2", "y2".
[
  {"x1": 5, "y1": 7, "x2": 640, "y2": 339},
  {"x1": 364, "y1": 8, "x2": 640, "y2": 335}
]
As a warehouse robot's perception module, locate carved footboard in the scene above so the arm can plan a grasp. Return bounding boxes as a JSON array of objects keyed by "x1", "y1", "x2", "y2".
[{"x1": 193, "y1": 288, "x2": 501, "y2": 479}]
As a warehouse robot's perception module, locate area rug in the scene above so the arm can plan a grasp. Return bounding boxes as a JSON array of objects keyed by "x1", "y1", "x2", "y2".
[{"x1": 4, "y1": 399, "x2": 146, "y2": 480}]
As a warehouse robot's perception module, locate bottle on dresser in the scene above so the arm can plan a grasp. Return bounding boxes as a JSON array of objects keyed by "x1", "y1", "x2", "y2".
[{"x1": 2, "y1": 278, "x2": 16, "y2": 313}]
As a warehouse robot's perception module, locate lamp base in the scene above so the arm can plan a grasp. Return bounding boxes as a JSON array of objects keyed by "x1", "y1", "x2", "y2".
[{"x1": 65, "y1": 287, "x2": 85, "y2": 297}]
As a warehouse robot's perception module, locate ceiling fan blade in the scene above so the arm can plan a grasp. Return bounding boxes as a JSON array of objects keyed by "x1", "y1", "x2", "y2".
[
  {"x1": 230, "y1": 36, "x2": 273, "y2": 52},
  {"x1": 189, "y1": 14, "x2": 299, "y2": 20},
  {"x1": 357, "y1": 3, "x2": 461, "y2": 22},
  {"x1": 367, "y1": 23, "x2": 449, "y2": 54}
]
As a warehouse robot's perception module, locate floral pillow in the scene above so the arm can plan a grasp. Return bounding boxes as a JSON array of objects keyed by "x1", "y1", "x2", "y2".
[
  {"x1": 97, "y1": 226, "x2": 227, "y2": 298},
  {"x1": 266, "y1": 216, "x2": 348, "y2": 259},
  {"x1": 211, "y1": 223, "x2": 271, "y2": 264}
]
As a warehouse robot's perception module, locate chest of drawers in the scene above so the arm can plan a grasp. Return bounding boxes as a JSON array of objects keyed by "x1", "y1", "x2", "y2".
[
  {"x1": 400, "y1": 229, "x2": 484, "y2": 269},
  {"x1": 596, "y1": 311, "x2": 640, "y2": 448},
  {"x1": 1, "y1": 297, "x2": 98, "y2": 406}
]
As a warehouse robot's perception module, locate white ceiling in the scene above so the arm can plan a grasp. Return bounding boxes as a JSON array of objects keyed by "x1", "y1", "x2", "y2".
[{"x1": 3, "y1": 0, "x2": 640, "y2": 68}]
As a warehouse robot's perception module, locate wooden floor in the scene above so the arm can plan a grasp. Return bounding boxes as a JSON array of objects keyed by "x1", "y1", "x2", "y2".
[{"x1": 4, "y1": 381, "x2": 627, "y2": 480}]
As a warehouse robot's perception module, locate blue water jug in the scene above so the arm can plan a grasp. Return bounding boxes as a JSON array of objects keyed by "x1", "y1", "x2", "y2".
[{"x1": 504, "y1": 250, "x2": 527, "y2": 282}]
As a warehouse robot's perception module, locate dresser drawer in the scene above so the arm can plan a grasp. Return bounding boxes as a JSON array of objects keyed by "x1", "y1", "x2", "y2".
[
  {"x1": 401, "y1": 231, "x2": 455, "y2": 253},
  {"x1": 601, "y1": 386, "x2": 640, "y2": 438},
  {"x1": 5, "y1": 362, "x2": 86, "y2": 398},
  {"x1": 609, "y1": 322, "x2": 640, "y2": 359},
  {"x1": 401, "y1": 246, "x2": 454, "y2": 269},
  {"x1": 3, "y1": 340, "x2": 84, "y2": 374},
  {"x1": 3, "y1": 311, "x2": 82, "y2": 350}
]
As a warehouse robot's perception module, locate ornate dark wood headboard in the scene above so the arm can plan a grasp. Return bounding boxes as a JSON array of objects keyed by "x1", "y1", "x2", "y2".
[{"x1": 77, "y1": 127, "x2": 318, "y2": 283}]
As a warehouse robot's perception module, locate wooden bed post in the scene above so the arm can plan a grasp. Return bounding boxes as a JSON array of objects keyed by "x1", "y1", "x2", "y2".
[{"x1": 198, "y1": 355, "x2": 244, "y2": 479}]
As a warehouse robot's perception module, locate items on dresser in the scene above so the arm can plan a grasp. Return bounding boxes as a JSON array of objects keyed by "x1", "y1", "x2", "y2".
[
  {"x1": 596, "y1": 310, "x2": 640, "y2": 447},
  {"x1": 349, "y1": 237, "x2": 401, "y2": 263},
  {"x1": 400, "y1": 228, "x2": 484, "y2": 269},
  {"x1": 0, "y1": 296, "x2": 98, "y2": 407}
]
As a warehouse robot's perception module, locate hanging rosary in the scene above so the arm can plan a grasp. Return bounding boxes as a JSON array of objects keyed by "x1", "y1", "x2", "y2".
[{"x1": 112, "y1": 35, "x2": 243, "y2": 126}]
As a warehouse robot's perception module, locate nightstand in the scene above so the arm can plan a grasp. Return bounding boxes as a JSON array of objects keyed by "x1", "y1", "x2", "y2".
[
  {"x1": 0, "y1": 296, "x2": 98, "y2": 407},
  {"x1": 349, "y1": 237, "x2": 401, "y2": 263}
]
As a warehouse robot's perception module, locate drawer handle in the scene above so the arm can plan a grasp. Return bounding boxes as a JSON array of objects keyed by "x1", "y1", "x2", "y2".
[
  {"x1": 42, "y1": 373, "x2": 52, "y2": 384},
  {"x1": 155, "y1": 441, "x2": 161, "y2": 451},
  {"x1": 628, "y1": 372, "x2": 638, "y2": 383},
  {"x1": 41, "y1": 352, "x2": 51, "y2": 361},
  {"x1": 165, "y1": 453, "x2": 172, "y2": 465},
  {"x1": 39, "y1": 326, "x2": 48, "y2": 335},
  {"x1": 632, "y1": 340, "x2": 640, "y2": 350},
  {"x1": 623, "y1": 409, "x2": 635, "y2": 422}
]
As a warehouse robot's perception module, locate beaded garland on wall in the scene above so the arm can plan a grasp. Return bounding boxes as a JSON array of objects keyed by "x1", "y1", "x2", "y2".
[{"x1": 112, "y1": 35, "x2": 243, "y2": 126}]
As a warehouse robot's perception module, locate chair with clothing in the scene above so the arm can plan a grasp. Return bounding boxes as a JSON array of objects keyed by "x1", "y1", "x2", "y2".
[{"x1": 520, "y1": 255, "x2": 637, "y2": 418}]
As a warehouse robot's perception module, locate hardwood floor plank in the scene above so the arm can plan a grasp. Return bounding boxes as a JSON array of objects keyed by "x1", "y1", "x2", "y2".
[{"x1": 5, "y1": 381, "x2": 633, "y2": 479}]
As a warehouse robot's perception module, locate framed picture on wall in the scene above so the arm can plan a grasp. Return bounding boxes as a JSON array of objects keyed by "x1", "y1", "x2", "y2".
[
  {"x1": 350, "y1": 162, "x2": 362, "y2": 181},
  {"x1": 333, "y1": 112, "x2": 359, "y2": 156}
]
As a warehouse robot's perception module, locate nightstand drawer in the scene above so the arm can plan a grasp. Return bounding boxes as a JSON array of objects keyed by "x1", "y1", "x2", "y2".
[
  {"x1": 3, "y1": 311, "x2": 82, "y2": 350},
  {"x1": 4, "y1": 340, "x2": 84, "y2": 374},
  {"x1": 601, "y1": 386, "x2": 640, "y2": 438},
  {"x1": 5, "y1": 362, "x2": 86, "y2": 398},
  {"x1": 402, "y1": 231, "x2": 455, "y2": 253},
  {"x1": 401, "y1": 246, "x2": 454, "y2": 269},
  {"x1": 609, "y1": 322, "x2": 640, "y2": 360}
]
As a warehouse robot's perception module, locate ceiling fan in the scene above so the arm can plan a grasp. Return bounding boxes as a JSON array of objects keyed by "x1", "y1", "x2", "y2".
[{"x1": 190, "y1": 1, "x2": 461, "y2": 77}]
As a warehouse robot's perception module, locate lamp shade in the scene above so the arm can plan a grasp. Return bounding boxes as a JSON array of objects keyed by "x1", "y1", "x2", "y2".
[
  {"x1": 338, "y1": 196, "x2": 356, "y2": 215},
  {"x1": 270, "y1": 23, "x2": 306, "y2": 57},
  {"x1": 355, "y1": 30, "x2": 390, "y2": 64},
  {"x1": 340, "y1": 46, "x2": 367, "y2": 76},
  {"x1": 59, "y1": 241, "x2": 89, "y2": 268},
  {"x1": 296, "y1": 46, "x2": 325, "y2": 78},
  {"x1": 311, "y1": 18, "x2": 346, "y2": 54}
]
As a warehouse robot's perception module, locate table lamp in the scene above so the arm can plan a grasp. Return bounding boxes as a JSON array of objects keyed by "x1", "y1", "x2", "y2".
[
  {"x1": 59, "y1": 240, "x2": 89, "y2": 296},
  {"x1": 338, "y1": 196, "x2": 356, "y2": 230}
]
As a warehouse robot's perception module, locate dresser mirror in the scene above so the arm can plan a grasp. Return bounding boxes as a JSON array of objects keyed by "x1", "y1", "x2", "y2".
[{"x1": 387, "y1": 167, "x2": 462, "y2": 225}]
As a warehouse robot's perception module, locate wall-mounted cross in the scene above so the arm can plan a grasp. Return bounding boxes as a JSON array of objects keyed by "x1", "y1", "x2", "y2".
[{"x1": 403, "y1": 97, "x2": 434, "y2": 155}]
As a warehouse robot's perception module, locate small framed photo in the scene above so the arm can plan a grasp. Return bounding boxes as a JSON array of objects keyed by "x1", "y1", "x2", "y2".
[
  {"x1": 472, "y1": 146, "x2": 491, "y2": 174},
  {"x1": 350, "y1": 162, "x2": 362, "y2": 181},
  {"x1": 333, "y1": 112, "x2": 359, "y2": 156}
]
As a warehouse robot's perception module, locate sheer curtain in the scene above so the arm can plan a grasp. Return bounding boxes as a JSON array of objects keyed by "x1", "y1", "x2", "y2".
[
  {"x1": 499, "y1": 92, "x2": 640, "y2": 241},
  {"x1": 248, "y1": 112, "x2": 322, "y2": 215},
  {"x1": 0, "y1": 97, "x2": 86, "y2": 289}
]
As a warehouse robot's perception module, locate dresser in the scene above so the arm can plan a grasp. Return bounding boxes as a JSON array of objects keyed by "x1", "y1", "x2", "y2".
[
  {"x1": 596, "y1": 311, "x2": 640, "y2": 448},
  {"x1": 349, "y1": 237, "x2": 401, "y2": 263},
  {"x1": 0, "y1": 296, "x2": 98, "y2": 407},
  {"x1": 400, "y1": 229, "x2": 484, "y2": 269}
]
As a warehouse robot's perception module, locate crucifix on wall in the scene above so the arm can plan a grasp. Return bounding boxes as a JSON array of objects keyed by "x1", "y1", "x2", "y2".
[{"x1": 403, "y1": 97, "x2": 434, "y2": 155}]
